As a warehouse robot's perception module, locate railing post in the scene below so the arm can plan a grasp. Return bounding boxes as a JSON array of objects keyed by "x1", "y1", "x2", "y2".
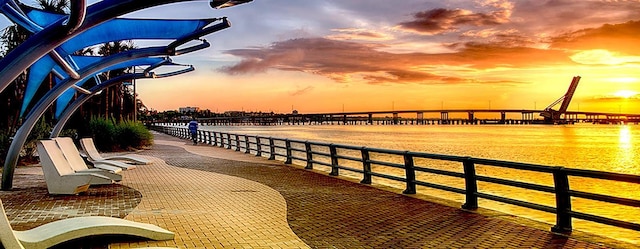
[
  {"x1": 235, "y1": 134, "x2": 241, "y2": 151},
  {"x1": 245, "y1": 136, "x2": 251, "y2": 154},
  {"x1": 221, "y1": 133, "x2": 226, "y2": 148},
  {"x1": 461, "y1": 158, "x2": 478, "y2": 209},
  {"x1": 403, "y1": 151, "x2": 416, "y2": 194},
  {"x1": 551, "y1": 167, "x2": 572, "y2": 233},
  {"x1": 205, "y1": 131, "x2": 211, "y2": 145},
  {"x1": 304, "y1": 141, "x2": 313, "y2": 169},
  {"x1": 255, "y1": 137, "x2": 262, "y2": 157},
  {"x1": 268, "y1": 137, "x2": 276, "y2": 160},
  {"x1": 360, "y1": 147, "x2": 371, "y2": 184},
  {"x1": 284, "y1": 139, "x2": 292, "y2": 164},
  {"x1": 329, "y1": 144, "x2": 339, "y2": 176},
  {"x1": 226, "y1": 133, "x2": 232, "y2": 149},
  {"x1": 212, "y1": 132, "x2": 218, "y2": 147}
]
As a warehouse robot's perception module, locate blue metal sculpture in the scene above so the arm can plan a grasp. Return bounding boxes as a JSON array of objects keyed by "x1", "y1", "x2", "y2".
[
  {"x1": 0, "y1": 0, "x2": 215, "y2": 95},
  {"x1": 4, "y1": 4, "x2": 221, "y2": 116},
  {"x1": 0, "y1": 0, "x2": 245, "y2": 189}
]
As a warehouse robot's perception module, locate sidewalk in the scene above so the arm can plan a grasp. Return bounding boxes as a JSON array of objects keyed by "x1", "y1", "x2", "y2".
[{"x1": 0, "y1": 132, "x2": 634, "y2": 248}]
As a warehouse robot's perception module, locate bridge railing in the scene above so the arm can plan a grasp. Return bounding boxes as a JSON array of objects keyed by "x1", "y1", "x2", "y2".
[{"x1": 154, "y1": 125, "x2": 640, "y2": 234}]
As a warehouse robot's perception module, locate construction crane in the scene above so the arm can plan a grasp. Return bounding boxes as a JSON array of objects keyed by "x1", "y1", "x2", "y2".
[{"x1": 540, "y1": 76, "x2": 581, "y2": 124}]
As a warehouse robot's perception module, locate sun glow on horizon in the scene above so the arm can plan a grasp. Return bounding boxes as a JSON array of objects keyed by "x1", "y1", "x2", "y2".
[{"x1": 613, "y1": 90, "x2": 638, "y2": 99}]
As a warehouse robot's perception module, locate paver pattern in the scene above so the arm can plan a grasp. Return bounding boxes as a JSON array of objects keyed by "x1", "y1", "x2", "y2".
[
  {"x1": 144, "y1": 133, "x2": 622, "y2": 249},
  {"x1": 0, "y1": 131, "x2": 635, "y2": 248}
]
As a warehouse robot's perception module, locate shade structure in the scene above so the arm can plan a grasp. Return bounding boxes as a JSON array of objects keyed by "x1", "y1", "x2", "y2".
[
  {"x1": 0, "y1": 0, "x2": 248, "y2": 191},
  {"x1": 13, "y1": 5, "x2": 220, "y2": 116}
]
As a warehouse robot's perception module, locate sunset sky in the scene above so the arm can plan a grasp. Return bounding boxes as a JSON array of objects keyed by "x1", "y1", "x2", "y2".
[{"x1": 12, "y1": 0, "x2": 640, "y2": 114}]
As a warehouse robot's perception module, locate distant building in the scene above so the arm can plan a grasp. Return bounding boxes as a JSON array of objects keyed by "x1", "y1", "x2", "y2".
[{"x1": 179, "y1": 107, "x2": 200, "y2": 113}]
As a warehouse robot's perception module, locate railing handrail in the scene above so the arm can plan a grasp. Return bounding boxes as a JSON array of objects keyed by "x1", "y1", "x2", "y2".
[{"x1": 153, "y1": 125, "x2": 640, "y2": 234}]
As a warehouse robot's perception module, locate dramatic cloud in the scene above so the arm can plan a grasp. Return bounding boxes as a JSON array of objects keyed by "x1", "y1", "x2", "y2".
[
  {"x1": 396, "y1": 0, "x2": 513, "y2": 36},
  {"x1": 397, "y1": 8, "x2": 509, "y2": 35},
  {"x1": 220, "y1": 37, "x2": 573, "y2": 85},
  {"x1": 551, "y1": 21, "x2": 640, "y2": 55}
]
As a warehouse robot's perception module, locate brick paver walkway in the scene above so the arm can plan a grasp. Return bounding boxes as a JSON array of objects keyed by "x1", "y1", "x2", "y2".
[
  {"x1": 0, "y1": 131, "x2": 636, "y2": 248},
  {"x1": 140, "y1": 133, "x2": 625, "y2": 249}
]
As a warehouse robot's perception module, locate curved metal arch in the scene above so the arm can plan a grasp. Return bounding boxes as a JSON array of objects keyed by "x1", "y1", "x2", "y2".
[
  {"x1": 0, "y1": 0, "x2": 208, "y2": 94},
  {"x1": 50, "y1": 64, "x2": 194, "y2": 137},
  {"x1": 53, "y1": 56, "x2": 169, "y2": 117},
  {"x1": 1, "y1": 44, "x2": 199, "y2": 189}
]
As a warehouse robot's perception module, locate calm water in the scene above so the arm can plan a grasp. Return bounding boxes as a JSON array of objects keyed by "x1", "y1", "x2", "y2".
[{"x1": 197, "y1": 123, "x2": 640, "y2": 244}]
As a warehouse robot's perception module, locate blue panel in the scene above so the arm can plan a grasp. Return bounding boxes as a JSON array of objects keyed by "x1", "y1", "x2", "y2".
[
  {"x1": 20, "y1": 55, "x2": 55, "y2": 116},
  {"x1": 24, "y1": 7, "x2": 216, "y2": 55},
  {"x1": 20, "y1": 5, "x2": 65, "y2": 27}
]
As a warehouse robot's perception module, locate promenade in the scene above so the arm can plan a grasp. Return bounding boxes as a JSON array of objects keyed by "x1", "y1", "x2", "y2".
[{"x1": 0, "y1": 132, "x2": 634, "y2": 248}]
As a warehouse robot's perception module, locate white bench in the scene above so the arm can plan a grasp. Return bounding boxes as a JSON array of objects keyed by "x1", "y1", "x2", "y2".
[
  {"x1": 80, "y1": 138, "x2": 151, "y2": 165},
  {"x1": 0, "y1": 198, "x2": 174, "y2": 249},
  {"x1": 54, "y1": 137, "x2": 124, "y2": 185},
  {"x1": 36, "y1": 140, "x2": 112, "y2": 195}
]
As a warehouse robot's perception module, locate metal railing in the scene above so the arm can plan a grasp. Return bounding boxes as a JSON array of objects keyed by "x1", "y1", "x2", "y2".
[{"x1": 154, "y1": 125, "x2": 640, "y2": 234}]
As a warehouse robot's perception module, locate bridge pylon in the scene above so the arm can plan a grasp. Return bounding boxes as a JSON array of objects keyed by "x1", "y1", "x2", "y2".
[{"x1": 540, "y1": 76, "x2": 581, "y2": 124}]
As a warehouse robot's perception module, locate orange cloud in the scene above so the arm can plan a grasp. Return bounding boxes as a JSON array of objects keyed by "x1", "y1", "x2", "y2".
[
  {"x1": 397, "y1": 7, "x2": 511, "y2": 35},
  {"x1": 550, "y1": 21, "x2": 640, "y2": 55},
  {"x1": 220, "y1": 36, "x2": 575, "y2": 85}
]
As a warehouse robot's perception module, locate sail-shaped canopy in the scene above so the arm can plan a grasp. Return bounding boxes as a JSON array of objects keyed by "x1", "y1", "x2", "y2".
[{"x1": 15, "y1": 5, "x2": 218, "y2": 116}]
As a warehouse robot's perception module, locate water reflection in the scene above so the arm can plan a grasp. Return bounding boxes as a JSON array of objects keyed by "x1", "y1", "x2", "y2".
[
  {"x1": 619, "y1": 125, "x2": 632, "y2": 148},
  {"x1": 615, "y1": 125, "x2": 635, "y2": 173}
]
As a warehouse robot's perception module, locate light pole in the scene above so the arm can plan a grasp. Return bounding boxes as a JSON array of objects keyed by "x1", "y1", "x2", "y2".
[{"x1": 133, "y1": 77, "x2": 137, "y2": 122}]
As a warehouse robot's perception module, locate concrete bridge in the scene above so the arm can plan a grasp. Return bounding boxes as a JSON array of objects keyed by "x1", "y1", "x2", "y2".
[{"x1": 190, "y1": 109, "x2": 640, "y2": 126}]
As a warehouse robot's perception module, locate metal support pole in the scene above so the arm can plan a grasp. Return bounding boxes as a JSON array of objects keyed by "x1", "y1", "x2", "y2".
[
  {"x1": 403, "y1": 151, "x2": 416, "y2": 194},
  {"x1": 255, "y1": 137, "x2": 262, "y2": 157},
  {"x1": 551, "y1": 167, "x2": 573, "y2": 233},
  {"x1": 212, "y1": 132, "x2": 218, "y2": 146},
  {"x1": 461, "y1": 158, "x2": 478, "y2": 209},
  {"x1": 304, "y1": 141, "x2": 313, "y2": 169},
  {"x1": 284, "y1": 139, "x2": 292, "y2": 164},
  {"x1": 244, "y1": 136, "x2": 251, "y2": 154},
  {"x1": 360, "y1": 147, "x2": 371, "y2": 184},
  {"x1": 268, "y1": 137, "x2": 275, "y2": 160},
  {"x1": 329, "y1": 144, "x2": 339, "y2": 176},
  {"x1": 235, "y1": 134, "x2": 240, "y2": 151}
]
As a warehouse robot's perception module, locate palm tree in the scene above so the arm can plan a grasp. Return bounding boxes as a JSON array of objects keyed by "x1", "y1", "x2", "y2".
[
  {"x1": 92, "y1": 40, "x2": 137, "y2": 122},
  {"x1": 36, "y1": 0, "x2": 69, "y2": 12}
]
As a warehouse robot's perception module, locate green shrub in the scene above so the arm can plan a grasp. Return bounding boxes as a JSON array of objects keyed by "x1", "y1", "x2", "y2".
[
  {"x1": 88, "y1": 117, "x2": 117, "y2": 151},
  {"x1": 59, "y1": 129, "x2": 78, "y2": 140},
  {"x1": 86, "y1": 117, "x2": 152, "y2": 151},
  {"x1": 115, "y1": 120, "x2": 153, "y2": 150}
]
